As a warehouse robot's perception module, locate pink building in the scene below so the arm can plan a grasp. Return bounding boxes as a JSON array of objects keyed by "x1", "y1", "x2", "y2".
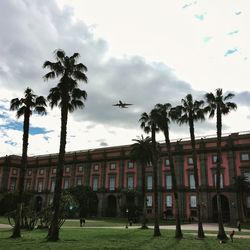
[{"x1": 0, "y1": 131, "x2": 250, "y2": 224}]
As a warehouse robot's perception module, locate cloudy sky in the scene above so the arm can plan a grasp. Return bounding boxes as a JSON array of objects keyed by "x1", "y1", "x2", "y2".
[{"x1": 0, "y1": 0, "x2": 249, "y2": 157}]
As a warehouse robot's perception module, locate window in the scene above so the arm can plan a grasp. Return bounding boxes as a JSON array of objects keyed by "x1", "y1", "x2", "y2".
[
  {"x1": 12, "y1": 168, "x2": 17, "y2": 175},
  {"x1": 39, "y1": 169, "x2": 44, "y2": 175},
  {"x1": 165, "y1": 159, "x2": 170, "y2": 166},
  {"x1": 10, "y1": 178, "x2": 17, "y2": 191},
  {"x1": 244, "y1": 173, "x2": 250, "y2": 183},
  {"x1": 214, "y1": 173, "x2": 224, "y2": 188},
  {"x1": 128, "y1": 161, "x2": 134, "y2": 169},
  {"x1": 93, "y1": 164, "x2": 99, "y2": 171},
  {"x1": 241, "y1": 153, "x2": 250, "y2": 161},
  {"x1": 190, "y1": 195, "x2": 197, "y2": 208},
  {"x1": 78, "y1": 166, "x2": 83, "y2": 172},
  {"x1": 37, "y1": 179, "x2": 43, "y2": 192},
  {"x1": 166, "y1": 175, "x2": 172, "y2": 189},
  {"x1": 110, "y1": 162, "x2": 116, "y2": 170},
  {"x1": 147, "y1": 175, "x2": 153, "y2": 190},
  {"x1": 188, "y1": 157, "x2": 193, "y2": 165},
  {"x1": 52, "y1": 168, "x2": 56, "y2": 174},
  {"x1": 27, "y1": 170, "x2": 32, "y2": 176},
  {"x1": 189, "y1": 174, "x2": 195, "y2": 189},
  {"x1": 127, "y1": 176, "x2": 134, "y2": 189},
  {"x1": 93, "y1": 176, "x2": 99, "y2": 191},
  {"x1": 109, "y1": 176, "x2": 116, "y2": 191},
  {"x1": 147, "y1": 162, "x2": 152, "y2": 167},
  {"x1": 166, "y1": 195, "x2": 172, "y2": 207},
  {"x1": 25, "y1": 179, "x2": 31, "y2": 190},
  {"x1": 146, "y1": 195, "x2": 153, "y2": 207},
  {"x1": 51, "y1": 179, "x2": 55, "y2": 192},
  {"x1": 212, "y1": 155, "x2": 222, "y2": 164},
  {"x1": 247, "y1": 196, "x2": 250, "y2": 208},
  {"x1": 65, "y1": 167, "x2": 70, "y2": 173},
  {"x1": 64, "y1": 179, "x2": 69, "y2": 189},
  {"x1": 76, "y1": 177, "x2": 82, "y2": 186}
]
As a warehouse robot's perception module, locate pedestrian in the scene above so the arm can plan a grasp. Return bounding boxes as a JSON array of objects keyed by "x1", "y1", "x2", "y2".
[
  {"x1": 237, "y1": 220, "x2": 241, "y2": 232},
  {"x1": 230, "y1": 230, "x2": 235, "y2": 242},
  {"x1": 80, "y1": 217, "x2": 85, "y2": 227}
]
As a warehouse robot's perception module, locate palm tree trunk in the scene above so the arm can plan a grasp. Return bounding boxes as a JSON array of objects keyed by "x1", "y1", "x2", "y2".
[
  {"x1": 47, "y1": 104, "x2": 68, "y2": 241},
  {"x1": 164, "y1": 129, "x2": 183, "y2": 238},
  {"x1": 152, "y1": 127, "x2": 161, "y2": 237},
  {"x1": 141, "y1": 164, "x2": 148, "y2": 229},
  {"x1": 216, "y1": 108, "x2": 228, "y2": 240},
  {"x1": 12, "y1": 111, "x2": 30, "y2": 238},
  {"x1": 189, "y1": 117, "x2": 205, "y2": 238}
]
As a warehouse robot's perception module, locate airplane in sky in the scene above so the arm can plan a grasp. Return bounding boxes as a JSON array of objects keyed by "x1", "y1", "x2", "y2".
[{"x1": 112, "y1": 100, "x2": 133, "y2": 108}]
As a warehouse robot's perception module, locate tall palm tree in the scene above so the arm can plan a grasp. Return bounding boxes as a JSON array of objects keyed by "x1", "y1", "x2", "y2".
[
  {"x1": 233, "y1": 175, "x2": 250, "y2": 222},
  {"x1": 43, "y1": 49, "x2": 88, "y2": 241},
  {"x1": 172, "y1": 94, "x2": 205, "y2": 238},
  {"x1": 10, "y1": 88, "x2": 46, "y2": 238},
  {"x1": 139, "y1": 110, "x2": 161, "y2": 237},
  {"x1": 154, "y1": 103, "x2": 183, "y2": 238},
  {"x1": 130, "y1": 135, "x2": 153, "y2": 229},
  {"x1": 205, "y1": 88, "x2": 237, "y2": 240}
]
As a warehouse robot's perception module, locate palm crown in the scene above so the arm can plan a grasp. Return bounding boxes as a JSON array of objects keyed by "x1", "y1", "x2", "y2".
[
  {"x1": 10, "y1": 87, "x2": 47, "y2": 117},
  {"x1": 43, "y1": 49, "x2": 88, "y2": 111}
]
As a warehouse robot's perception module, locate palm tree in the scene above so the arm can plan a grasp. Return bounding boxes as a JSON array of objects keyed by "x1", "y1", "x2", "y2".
[
  {"x1": 130, "y1": 135, "x2": 153, "y2": 229},
  {"x1": 172, "y1": 94, "x2": 205, "y2": 238},
  {"x1": 43, "y1": 49, "x2": 88, "y2": 241},
  {"x1": 205, "y1": 88, "x2": 237, "y2": 240},
  {"x1": 154, "y1": 103, "x2": 183, "y2": 239},
  {"x1": 139, "y1": 110, "x2": 161, "y2": 236},
  {"x1": 233, "y1": 175, "x2": 250, "y2": 222},
  {"x1": 10, "y1": 88, "x2": 46, "y2": 238}
]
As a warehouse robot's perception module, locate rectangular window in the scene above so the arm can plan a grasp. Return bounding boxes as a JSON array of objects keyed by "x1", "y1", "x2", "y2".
[
  {"x1": 12, "y1": 168, "x2": 17, "y2": 175},
  {"x1": 166, "y1": 175, "x2": 172, "y2": 189},
  {"x1": 166, "y1": 195, "x2": 172, "y2": 207},
  {"x1": 128, "y1": 161, "x2": 134, "y2": 169},
  {"x1": 93, "y1": 164, "x2": 99, "y2": 171},
  {"x1": 147, "y1": 175, "x2": 153, "y2": 190},
  {"x1": 51, "y1": 179, "x2": 55, "y2": 192},
  {"x1": 189, "y1": 174, "x2": 195, "y2": 189},
  {"x1": 52, "y1": 168, "x2": 56, "y2": 174},
  {"x1": 25, "y1": 179, "x2": 31, "y2": 190},
  {"x1": 78, "y1": 166, "x2": 83, "y2": 172},
  {"x1": 27, "y1": 170, "x2": 32, "y2": 176},
  {"x1": 190, "y1": 195, "x2": 197, "y2": 208},
  {"x1": 38, "y1": 179, "x2": 43, "y2": 192},
  {"x1": 39, "y1": 169, "x2": 44, "y2": 175},
  {"x1": 146, "y1": 195, "x2": 153, "y2": 207},
  {"x1": 64, "y1": 179, "x2": 69, "y2": 189},
  {"x1": 212, "y1": 155, "x2": 223, "y2": 164},
  {"x1": 214, "y1": 173, "x2": 224, "y2": 188},
  {"x1": 93, "y1": 176, "x2": 99, "y2": 191},
  {"x1": 188, "y1": 157, "x2": 193, "y2": 165},
  {"x1": 244, "y1": 173, "x2": 250, "y2": 183},
  {"x1": 165, "y1": 159, "x2": 170, "y2": 166},
  {"x1": 76, "y1": 177, "x2": 82, "y2": 186},
  {"x1": 109, "y1": 176, "x2": 116, "y2": 191},
  {"x1": 241, "y1": 153, "x2": 250, "y2": 161},
  {"x1": 10, "y1": 178, "x2": 17, "y2": 191},
  {"x1": 127, "y1": 176, "x2": 134, "y2": 189},
  {"x1": 110, "y1": 162, "x2": 116, "y2": 170},
  {"x1": 65, "y1": 167, "x2": 70, "y2": 173},
  {"x1": 147, "y1": 162, "x2": 152, "y2": 167}
]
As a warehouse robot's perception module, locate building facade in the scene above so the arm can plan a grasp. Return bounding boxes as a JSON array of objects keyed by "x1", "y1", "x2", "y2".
[{"x1": 0, "y1": 132, "x2": 250, "y2": 224}]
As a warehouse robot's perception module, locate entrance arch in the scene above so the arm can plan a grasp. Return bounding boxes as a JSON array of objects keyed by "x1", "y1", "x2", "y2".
[
  {"x1": 212, "y1": 194, "x2": 230, "y2": 222},
  {"x1": 106, "y1": 195, "x2": 117, "y2": 217}
]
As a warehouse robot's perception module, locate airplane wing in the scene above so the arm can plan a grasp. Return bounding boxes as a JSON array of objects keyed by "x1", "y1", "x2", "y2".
[{"x1": 112, "y1": 104, "x2": 120, "y2": 106}]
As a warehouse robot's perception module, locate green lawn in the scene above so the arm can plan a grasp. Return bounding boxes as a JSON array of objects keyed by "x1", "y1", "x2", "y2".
[{"x1": 0, "y1": 228, "x2": 250, "y2": 250}]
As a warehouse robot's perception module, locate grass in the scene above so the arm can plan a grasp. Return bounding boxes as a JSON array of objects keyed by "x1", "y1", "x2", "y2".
[{"x1": 1, "y1": 227, "x2": 250, "y2": 250}]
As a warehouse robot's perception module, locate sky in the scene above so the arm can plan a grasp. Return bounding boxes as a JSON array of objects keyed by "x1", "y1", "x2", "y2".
[{"x1": 0, "y1": 0, "x2": 249, "y2": 157}]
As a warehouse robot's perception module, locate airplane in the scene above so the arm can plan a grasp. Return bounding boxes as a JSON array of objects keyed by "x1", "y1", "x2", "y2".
[{"x1": 112, "y1": 100, "x2": 133, "y2": 108}]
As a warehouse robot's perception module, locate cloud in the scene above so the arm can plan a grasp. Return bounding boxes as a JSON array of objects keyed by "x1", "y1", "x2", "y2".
[
  {"x1": 234, "y1": 91, "x2": 250, "y2": 106},
  {"x1": 224, "y1": 48, "x2": 238, "y2": 57},
  {"x1": 227, "y1": 30, "x2": 239, "y2": 36}
]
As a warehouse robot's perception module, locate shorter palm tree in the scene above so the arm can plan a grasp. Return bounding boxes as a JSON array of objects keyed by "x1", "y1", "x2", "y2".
[
  {"x1": 10, "y1": 87, "x2": 46, "y2": 238},
  {"x1": 130, "y1": 135, "x2": 153, "y2": 229},
  {"x1": 139, "y1": 110, "x2": 161, "y2": 237}
]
